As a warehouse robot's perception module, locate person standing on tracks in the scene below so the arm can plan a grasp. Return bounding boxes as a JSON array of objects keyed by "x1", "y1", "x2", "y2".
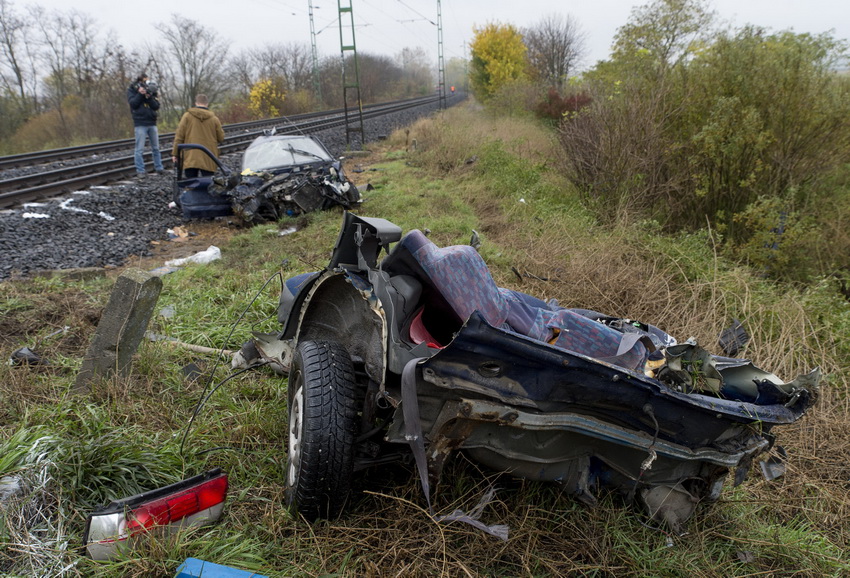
[
  {"x1": 127, "y1": 72, "x2": 165, "y2": 177},
  {"x1": 171, "y1": 94, "x2": 225, "y2": 178}
]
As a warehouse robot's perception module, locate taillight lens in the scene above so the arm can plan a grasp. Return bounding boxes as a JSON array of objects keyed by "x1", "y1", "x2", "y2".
[
  {"x1": 84, "y1": 469, "x2": 227, "y2": 560},
  {"x1": 123, "y1": 474, "x2": 228, "y2": 536}
]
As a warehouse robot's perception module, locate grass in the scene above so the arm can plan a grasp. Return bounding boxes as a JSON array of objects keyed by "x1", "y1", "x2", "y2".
[{"x1": 1, "y1": 102, "x2": 849, "y2": 576}]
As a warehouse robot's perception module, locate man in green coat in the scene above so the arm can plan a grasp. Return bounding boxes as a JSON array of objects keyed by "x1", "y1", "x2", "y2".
[{"x1": 171, "y1": 94, "x2": 225, "y2": 178}]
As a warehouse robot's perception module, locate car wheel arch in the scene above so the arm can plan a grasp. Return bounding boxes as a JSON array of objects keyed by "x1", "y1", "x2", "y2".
[{"x1": 295, "y1": 273, "x2": 386, "y2": 385}]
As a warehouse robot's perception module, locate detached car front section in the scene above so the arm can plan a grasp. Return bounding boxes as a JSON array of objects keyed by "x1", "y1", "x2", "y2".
[
  {"x1": 242, "y1": 212, "x2": 819, "y2": 533},
  {"x1": 175, "y1": 134, "x2": 360, "y2": 223}
]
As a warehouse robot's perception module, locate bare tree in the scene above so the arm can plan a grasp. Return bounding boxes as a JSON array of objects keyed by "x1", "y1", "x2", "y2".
[
  {"x1": 74, "y1": 28, "x2": 135, "y2": 140},
  {"x1": 227, "y1": 50, "x2": 257, "y2": 95},
  {"x1": 356, "y1": 53, "x2": 403, "y2": 102},
  {"x1": 0, "y1": 0, "x2": 39, "y2": 121},
  {"x1": 28, "y1": 7, "x2": 127, "y2": 142},
  {"x1": 27, "y1": 5, "x2": 76, "y2": 139},
  {"x1": 250, "y1": 43, "x2": 313, "y2": 92},
  {"x1": 395, "y1": 47, "x2": 433, "y2": 96},
  {"x1": 524, "y1": 13, "x2": 587, "y2": 90},
  {"x1": 63, "y1": 10, "x2": 104, "y2": 99},
  {"x1": 225, "y1": 43, "x2": 316, "y2": 114},
  {"x1": 155, "y1": 14, "x2": 230, "y2": 111},
  {"x1": 318, "y1": 53, "x2": 343, "y2": 108}
]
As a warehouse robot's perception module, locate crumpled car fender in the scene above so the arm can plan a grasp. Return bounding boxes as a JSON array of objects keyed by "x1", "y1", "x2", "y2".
[{"x1": 292, "y1": 270, "x2": 387, "y2": 387}]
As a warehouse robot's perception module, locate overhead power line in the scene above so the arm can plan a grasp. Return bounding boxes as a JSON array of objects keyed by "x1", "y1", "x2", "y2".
[{"x1": 396, "y1": 0, "x2": 436, "y2": 25}]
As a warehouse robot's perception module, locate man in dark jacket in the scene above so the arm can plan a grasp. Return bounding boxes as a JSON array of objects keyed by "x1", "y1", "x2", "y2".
[
  {"x1": 127, "y1": 72, "x2": 164, "y2": 177},
  {"x1": 171, "y1": 94, "x2": 225, "y2": 178}
]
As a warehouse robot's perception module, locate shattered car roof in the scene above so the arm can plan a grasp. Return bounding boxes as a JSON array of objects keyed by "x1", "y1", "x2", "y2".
[{"x1": 241, "y1": 135, "x2": 334, "y2": 173}]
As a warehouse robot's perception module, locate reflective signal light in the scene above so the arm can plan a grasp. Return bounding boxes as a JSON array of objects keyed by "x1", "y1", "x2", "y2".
[{"x1": 84, "y1": 469, "x2": 228, "y2": 560}]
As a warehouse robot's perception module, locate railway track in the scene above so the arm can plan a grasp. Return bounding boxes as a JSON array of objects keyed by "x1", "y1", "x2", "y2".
[{"x1": 0, "y1": 95, "x2": 440, "y2": 209}]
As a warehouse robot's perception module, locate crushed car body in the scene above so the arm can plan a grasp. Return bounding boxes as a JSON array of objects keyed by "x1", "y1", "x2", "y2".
[
  {"x1": 174, "y1": 133, "x2": 360, "y2": 223},
  {"x1": 237, "y1": 212, "x2": 819, "y2": 533}
]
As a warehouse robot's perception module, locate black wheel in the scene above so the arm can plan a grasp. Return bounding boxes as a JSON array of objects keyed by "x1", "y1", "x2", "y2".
[{"x1": 286, "y1": 340, "x2": 359, "y2": 520}]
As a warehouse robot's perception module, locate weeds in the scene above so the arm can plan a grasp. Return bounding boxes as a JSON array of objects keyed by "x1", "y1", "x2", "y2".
[{"x1": 1, "y1": 102, "x2": 848, "y2": 576}]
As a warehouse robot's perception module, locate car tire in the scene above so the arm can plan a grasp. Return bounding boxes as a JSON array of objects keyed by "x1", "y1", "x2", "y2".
[{"x1": 285, "y1": 339, "x2": 359, "y2": 521}]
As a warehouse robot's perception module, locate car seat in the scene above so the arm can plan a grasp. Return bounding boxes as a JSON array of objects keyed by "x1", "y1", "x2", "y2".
[{"x1": 386, "y1": 229, "x2": 648, "y2": 371}]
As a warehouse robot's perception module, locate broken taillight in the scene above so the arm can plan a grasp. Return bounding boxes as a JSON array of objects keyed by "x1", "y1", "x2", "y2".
[{"x1": 83, "y1": 469, "x2": 227, "y2": 561}]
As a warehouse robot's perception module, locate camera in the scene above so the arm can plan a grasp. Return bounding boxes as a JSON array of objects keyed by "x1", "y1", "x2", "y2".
[{"x1": 144, "y1": 80, "x2": 158, "y2": 97}]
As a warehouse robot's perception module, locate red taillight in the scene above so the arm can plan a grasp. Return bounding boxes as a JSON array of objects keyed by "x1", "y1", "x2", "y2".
[
  {"x1": 168, "y1": 491, "x2": 200, "y2": 520},
  {"x1": 125, "y1": 474, "x2": 228, "y2": 536},
  {"x1": 84, "y1": 469, "x2": 228, "y2": 560}
]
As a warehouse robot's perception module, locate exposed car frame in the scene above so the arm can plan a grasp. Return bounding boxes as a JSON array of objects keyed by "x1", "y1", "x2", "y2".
[{"x1": 238, "y1": 212, "x2": 818, "y2": 533}]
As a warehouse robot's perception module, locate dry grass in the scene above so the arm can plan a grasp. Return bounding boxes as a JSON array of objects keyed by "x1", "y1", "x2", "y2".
[
  {"x1": 392, "y1": 105, "x2": 561, "y2": 175},
  {"x1": 2, "y1": 104, "x2": 849, "y2": 576}
]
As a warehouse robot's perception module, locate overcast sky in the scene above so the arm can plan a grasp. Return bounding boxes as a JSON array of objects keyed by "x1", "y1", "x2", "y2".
[{"x1": 16, "y1": 0, "x2": 850, "y2": 70}]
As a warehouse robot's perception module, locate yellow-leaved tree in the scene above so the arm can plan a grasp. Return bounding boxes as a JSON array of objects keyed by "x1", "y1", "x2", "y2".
[
  {"x1": 248, "y1": 78, "x2": 286, "y2": 119},
  {"x1": 469, "y1": 23, "x2": 529, "y2": 100}
]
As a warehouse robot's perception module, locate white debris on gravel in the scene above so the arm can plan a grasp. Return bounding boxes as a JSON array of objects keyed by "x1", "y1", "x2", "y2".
[{"x1": 0, "y1": 98, "x2": 458, "y2": 282}]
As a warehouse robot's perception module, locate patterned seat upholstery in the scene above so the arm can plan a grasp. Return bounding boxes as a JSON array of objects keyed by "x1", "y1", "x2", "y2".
[
  {"x1": 403, "y1": 229, "x2": 510, "y2": 328},
  {"x1": 400, "y1": 230, "x2": 648, "y2": 371},
  {"x1": 499, "y1": 288, "x2": 648, "y2": 371}
]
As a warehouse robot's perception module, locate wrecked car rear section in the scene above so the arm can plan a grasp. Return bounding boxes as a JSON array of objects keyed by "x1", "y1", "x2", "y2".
[
  {"x1": 237, "y1": 212, "x2": 820, "y2": 534},
  {"x1": 380, "y1": 312, "x2": 816, "y2": 532}
]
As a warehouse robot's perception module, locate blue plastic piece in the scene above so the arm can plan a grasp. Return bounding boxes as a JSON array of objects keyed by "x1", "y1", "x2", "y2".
[{"x1": 175, "y1": 558, "x2": 268, "y2": 578}]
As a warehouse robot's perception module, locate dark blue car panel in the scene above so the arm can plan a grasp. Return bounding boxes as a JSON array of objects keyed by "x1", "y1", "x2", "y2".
[{"x1": 420, "y1": 312, "x2": 809, "y2": 448}]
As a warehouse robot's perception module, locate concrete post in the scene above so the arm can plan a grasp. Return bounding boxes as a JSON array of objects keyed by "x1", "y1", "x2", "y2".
[{"x1": 74, "y1": 268, "x2": 163, "y2": 391}]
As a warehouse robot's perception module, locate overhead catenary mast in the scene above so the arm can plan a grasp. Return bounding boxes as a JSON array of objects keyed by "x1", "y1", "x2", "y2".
[
  {"x1": 437, "y1": 0, "x2": 446, "y2": 110},
  {"x1": 337, "y1": 0, "x2": 365, "y2": 149},
  {"x1": 309, "y1": 0, "x2": 323, "y2": 104}
]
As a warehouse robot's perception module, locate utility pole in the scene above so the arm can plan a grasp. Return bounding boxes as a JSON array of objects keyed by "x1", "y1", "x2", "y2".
[
  {"x1": 463, "y1": 41, "x2": 469, "y2": 93},
  {"x1": 437, "y1": 0, "x2": 446, "y2": 110},
  {"x1": 338, "y1": 0, "x2": 365, "y2": 149},
  {"x1": 309, "y1": 0, "x2": 323, "y2": 104}
]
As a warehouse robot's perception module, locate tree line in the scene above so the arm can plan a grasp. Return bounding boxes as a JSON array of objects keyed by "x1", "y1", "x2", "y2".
[
  {"x1": 0, "y1": 1, "x2": 444, "y2": 153},
  {"x1": 469, "y1": 0, "x2": 850, "y2": 285}
]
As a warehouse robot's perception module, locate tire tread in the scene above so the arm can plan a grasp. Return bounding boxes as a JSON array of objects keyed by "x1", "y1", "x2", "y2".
[{"x1": 287, "y1": 340, "x2": 359, "y2": 520}]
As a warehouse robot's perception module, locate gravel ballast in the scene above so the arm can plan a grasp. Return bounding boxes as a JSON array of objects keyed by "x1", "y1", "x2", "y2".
[{"x1": 0, "y1": 99, "x2": 457, "y2": 282}]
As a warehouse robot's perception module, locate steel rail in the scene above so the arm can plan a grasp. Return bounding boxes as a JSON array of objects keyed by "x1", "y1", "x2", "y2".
[
  {"x1": 0, "y1": 96, "x2": 440, "y2": 209},
  {"x1": 0, "y1": 96, "x2": 436, "y2": 171}
]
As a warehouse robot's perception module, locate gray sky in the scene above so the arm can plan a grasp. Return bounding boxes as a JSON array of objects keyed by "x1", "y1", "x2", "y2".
[{"x1": 17, "y1": 0, "x2": 850, "y2": 69}]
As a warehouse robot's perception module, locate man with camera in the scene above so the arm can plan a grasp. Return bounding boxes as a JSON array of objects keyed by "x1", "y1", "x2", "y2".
[{"x1": 127, "y1": 72, "x2": 165, "y2": 177}]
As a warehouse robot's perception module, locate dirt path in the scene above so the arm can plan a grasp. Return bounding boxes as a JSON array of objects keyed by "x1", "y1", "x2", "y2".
[{"x1": 119, "y1": 219, "x2": 240, "y2": 274}]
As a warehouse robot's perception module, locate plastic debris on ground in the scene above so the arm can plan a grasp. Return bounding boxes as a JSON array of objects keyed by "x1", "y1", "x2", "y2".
[
  {"x1": 167, "y1": 226, "x2": 192, "y2": 241},
  {"x1": 149, "y1": 265, "x2": 183, "y2": 277},
  {"x1": 175, "y1": 557, "x2": 268, "y2": 578},
  {"x1": 9, "y1": 347, "x2": 45, "y2": 366},
  {"x1": 163, "y1": 246, "x2": 222, "y2": 268}
]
